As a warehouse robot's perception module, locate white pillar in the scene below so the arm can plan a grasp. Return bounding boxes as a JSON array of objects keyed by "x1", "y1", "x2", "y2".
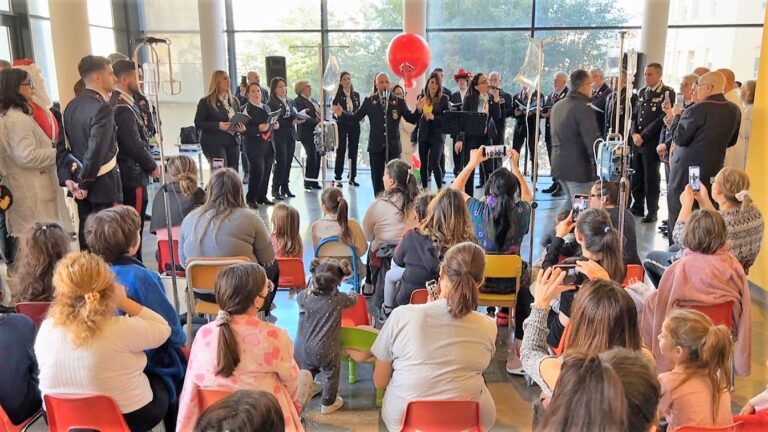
[
  {"x1": 640, "y1": 0, "x2": 671, "y2": 66},
  {"x1": 197, "y1": 0, "x2": 227, "y2": 93},
  {"x1": 49, "y1": 0, "x2": 92, "y2": 108}
]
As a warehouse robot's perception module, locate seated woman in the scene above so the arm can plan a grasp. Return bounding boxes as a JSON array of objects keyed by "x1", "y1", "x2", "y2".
[
  {"x1": 10, "y1": 221, "x2": 70, "y2": 303},
  {"x1": 642, "y1": 208, "x2": 751, "y2": 376},
  {"x1": 312, "y1": 187, "x2": 367, "y2": 280},
  {"x1": 35, "y1": 252, "x2": 172, "y2": 431},
  {"x1": 521, "y1": 270, "x2": 646, "y2": 398},
  {"x1": 372, "y1": 242, "x2": 497, "y2": 431},
  {"x1": 363, "y1": 160, "x2": 418, "y2": 304},
  {"x1": 149, "y1": 155, "x2": 205, "y2": 234},
  {"x1": 644, "y1": 167, "x2": 764, "y2": 286},
  {"x1": 0, "y1": 284, "x2": 41, "y2": 426},
  {"x1": 179, "y1": 168, "x2": 278, "y2": 312},
  {"x1": 451, "y1": 146, "x2": 533, "y2": 371},
  {"x1": 176, "y1": 263, "x2": 312, "y2": 432},
  {"x1": 382, "y1": 188, "x2": 474, "y2": 317},
  {"x1": 589, "y1": 181, "x2": 640, "y2": 265},
  {"x1": 539, "y1": 348, "x2": 660, "y2": 432},
  {"x1": 85, "y1": 205, "x2": 186, "y2": 429}
]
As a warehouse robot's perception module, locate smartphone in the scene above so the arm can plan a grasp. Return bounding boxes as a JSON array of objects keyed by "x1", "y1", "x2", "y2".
[
  {"x1": 571, "y1": 194, "x2": 590, "y2": 222},
  {"x1": 662, "y1": 90, "x2": 671, "y2": 110},
  {"x1": 689, "y1": 165, "x2": 701, "y2": 191},
  {"x1": 426, "y1": 279, "x2": 438, "y2": 300},
  {"x1": 212, "y1": 158, "x2": 226, "y2": 170},
  {"x1": 674, "y1": 93, "x2": 684, "y2": 109},
  {"x1": 240, "y1": 76, "x2": 247, "y2": 87},
  {"x1": 552, "y1": 264, "x2": 588, "y2": 286},
  {"x1": 483, "y1": 145, "x2": 508, "y2": 159}
]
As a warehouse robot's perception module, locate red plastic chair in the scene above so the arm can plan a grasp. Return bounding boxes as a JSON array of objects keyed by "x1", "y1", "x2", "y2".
[
  {"x1": 341, "y1": 295, "x2": 370, "y2": 327},
  {"x1": 44, "y1": 394, "x2": 130, "y2": 431},
  {"x1": 675, "y1": 422, "x2": 744, "y2": 431},
  {"x1": 157, "y1": 238, "x2": 185, "y2": 277},
  {"x1": 276, "y1": 257, "x2": 307, "y2": 290},
  {"x1": 684, "y1": 302, "x2": 735, "y2": 329},
  {"x1": 622, "y1": 264, "x2": 645, "y2": 287},
  {"x1": 401, "y1": 400, "x2": 483, "y2": 432},
  {"x1": 409, "y1": 289, "x2": 428, "y2": 305},
  {"x1": 0, "y1": 404, "x2": 42, "y2": 432},
  {"x1": 197, "y1": 388, "x2": 232, "y2": 411},
  {"x1": 15, "y1": 302, "x2": 51, "y2": 329}
]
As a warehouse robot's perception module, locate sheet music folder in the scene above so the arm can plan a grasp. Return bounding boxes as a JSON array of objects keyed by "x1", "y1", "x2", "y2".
[{"x1": 443, "y1": 111, "x2": 488, "y2": 136}]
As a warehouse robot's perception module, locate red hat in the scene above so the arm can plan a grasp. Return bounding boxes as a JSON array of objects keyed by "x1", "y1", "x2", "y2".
[{"x1": 453, "y1": 69, "x2": 470, "y2": 81}]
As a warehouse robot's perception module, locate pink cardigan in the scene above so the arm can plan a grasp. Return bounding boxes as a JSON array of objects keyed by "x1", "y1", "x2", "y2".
[{"x1": 641, "y1": 249, "x2": 751, "y2": 375}]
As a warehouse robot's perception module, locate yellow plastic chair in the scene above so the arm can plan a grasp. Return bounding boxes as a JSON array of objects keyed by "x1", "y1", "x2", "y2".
[
  {"x1": 340, "y1": 326, "x2": 384, "y2": 407},
  {"x1": 185, "y1": 256, "x2": 251, "y2": 344},
  {"x1": 478, "y1": 254, "x2": 523, "y2": 329}
]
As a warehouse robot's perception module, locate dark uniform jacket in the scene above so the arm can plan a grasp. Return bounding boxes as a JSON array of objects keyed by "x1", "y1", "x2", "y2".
[
  {"x1": 332, "y1": 90, "x2": 361, "y2": 132},
  {"x1": 62, "y1": 89, "x2": 122, "y2": 203},
  {"x1": 591, "y1": 83, "x2": 612, "y2": 136},
  {"x1": 660, "y1": 101, "x2": 694, "y2": 150},
  {"x1": 550, "y1": 91, "x2": 601, "y2": 183},
  {"x1": 415, "y1": 94, "x2": 450, "y2": 145},
  {"x1": 543, "y1": 86, "x2": 569, "y2": 138},
  {"x1": 266, "y1": 97, "x2": 299, "y2": 142},
  {"x1": 344, "y1": 92, "x2": 418, "y2": 154},
  {"x1": 241, "y1": 101, "x2": 273, "y2": 142},
  {"x1": 632, "y1": 83, "x2": 675, "y2": 152},
  {"x1": 669, "y1": 94, "x2": 741, "y2": 193},
  {"x1": 134, "y1": 92, "x2": 157, "y2": 138},
  {"x1": 604, "y1": 87, "x2": 638, "y2": 138},
  {"x1": 512, "y1": 89, "x2": 541, "y2": 139},
  {"x1": 293, "y1": 95, "x2": 321, "y2": 143},
  {"x1": 193, "y1": 95, "x2": 241, "y2": 148},
  {"x1": 110, "y1": 90, "x2": 157, "y2": 188},
  {"x1": 492, "y1": 88, "x2": 514, "y2": 145}
]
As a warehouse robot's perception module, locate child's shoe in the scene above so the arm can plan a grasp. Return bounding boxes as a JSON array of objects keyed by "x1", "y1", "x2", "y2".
[{"x1": 321, "y1": 396, "x2": 344, "y2": 415}]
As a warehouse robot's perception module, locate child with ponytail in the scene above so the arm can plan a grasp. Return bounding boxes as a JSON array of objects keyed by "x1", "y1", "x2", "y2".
[
  {"x1": 312, "y1": 187, "x2": 368, "y2": 279},
  {"x1": 270, "y1": 203, "x2": 303, "y2": 258},
  {"x1": 657, "y1": 308, "x2": 733, "y2": 430},
  {"x1": 295, "y1": 258, "x2": 358, "y2": 415}
]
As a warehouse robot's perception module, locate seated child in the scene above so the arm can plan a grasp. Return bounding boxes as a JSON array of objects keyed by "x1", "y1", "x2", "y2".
[
  {"x1": 270, "y1": 203, "x2": 303, "y2": 258},
  {"x1": 295, "y1": 258, "x2": 357, "y2": 415}
]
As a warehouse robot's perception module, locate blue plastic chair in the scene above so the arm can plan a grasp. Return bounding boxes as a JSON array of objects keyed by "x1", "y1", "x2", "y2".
[{"x1": 314, "y1": 235, "x2": 361, "y2": 292}]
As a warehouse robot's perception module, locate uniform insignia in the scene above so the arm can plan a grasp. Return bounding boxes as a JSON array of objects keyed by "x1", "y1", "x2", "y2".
[{"x1": 392, "y1": 110, "x2": 399, "y2": 120}]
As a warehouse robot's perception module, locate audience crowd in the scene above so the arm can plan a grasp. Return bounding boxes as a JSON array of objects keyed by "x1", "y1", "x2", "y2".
[{"x1": 0, "y1": 53, "x2": 766, "y2": 432}]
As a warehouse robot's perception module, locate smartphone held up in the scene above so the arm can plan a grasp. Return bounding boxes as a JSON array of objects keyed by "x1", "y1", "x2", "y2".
[{"x1": 688, "y1": 165, "x2": 701, "y2": 191}]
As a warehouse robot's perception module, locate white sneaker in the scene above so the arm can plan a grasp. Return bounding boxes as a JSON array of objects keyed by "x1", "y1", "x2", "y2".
[
  {"x1": 321, "y1": 396, "x2": 344, "y2": 415},
  {"x1": 506, "y1": 350, "x2": 526, "y2": 376}
]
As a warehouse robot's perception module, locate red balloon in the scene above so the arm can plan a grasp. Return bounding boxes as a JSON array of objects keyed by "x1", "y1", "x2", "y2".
[{"x1": 387, "y1": 33, "x2": 431, "y2": 89}]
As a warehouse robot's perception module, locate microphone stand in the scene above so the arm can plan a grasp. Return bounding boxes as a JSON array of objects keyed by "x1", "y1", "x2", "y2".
[{"x1": 383, "y1": 90, "x2": 390, "y2": 166}]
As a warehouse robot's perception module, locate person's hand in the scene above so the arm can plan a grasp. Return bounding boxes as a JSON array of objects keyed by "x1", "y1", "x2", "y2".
[
  {"x1": 426, "y1": 112, "x2": 435, "y2": 121},
  {"x1": 416, "y1": 97, "x2": 426, "y2": 110},
  {"x1": 694, "y1": 182, "x2": 709, "y2": 200},
  {"x1": 294, "y1": 118, "x2": 305, "y2": 125},
  {"x1": 74, "y1": 188, "x2": 88, "y2": 200},
  {"x1": 671, "y1": 105, "x2": 683, "y2": 116},
  {"x1": 454, "y1": 141, "x2": 463, "y2": 153},
  {"x1": 625, "y1": 277, "x2": 643, "y2": 286},
  {"x1": 218, "y1": 122, "x2": 231, "y2": 131},
  {"x1": 533, "y1": 267, "x2": 574, "y2": 309},
  {"x1": 508, "y1": 148, "x2": 521, "y2": 171},
  {"x1": 469, "y1": 147, "x2": 487, "y2": 166},
  {"x1": 739, "y1": 402, "x2": 756, "y2": 416},
  {"x1": 555, "y1": 213, "x2": 576, "y2": 238},
  {"x1": 680, "y1": 185, "x2": 695, "y2": 209},
  {"x1": 258, "y1": 122, "x2": 270, "y2": 132},
  {"x1": 235, "y1": 123, "x2": 246, "y2": 133},
  {"x1": 332, "y1": 104, "x2": 343, "y2": 117},
  {"x1": 656, "y1": 144, "x2": 668, "y2": 157},
  {"x1": 575, "y1": 260, "x2": 611, "y2": 281},
  {"x1": 64, "y1": 180, "x2": 79, "y2": 194},
  {"x1": 150, "y1": 167, "x2": 161, "y2": 178},
  {"x1": 273, "y1": 122, "x2": 280, "y2": 130},
  {"x1": 632, "y1": 133, "x2": 643, "y2": 147}
]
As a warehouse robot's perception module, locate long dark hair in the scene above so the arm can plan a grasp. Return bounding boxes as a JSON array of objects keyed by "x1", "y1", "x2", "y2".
[
  {"x1": 192, "y1": 168, "x2": 246, "y2": 246},
  {"x1": 334, "y1": 71, "x2": 354, "y2": 102},
  {"x1": 575, "y1": 209, "x2": 625, "y2": 282},
  {"x1": 467, "y1": 72, "x2": 486, "y2": 99},
  {"x1": 269, "y1": 76, "x2": 286, "y2": 101},
  {"x1": 11, "y1": 222, "x2": 70, "y2": 303},
  {"x1": 0, "y1": 68, "x2": 32, "y2": 115},
  {"x1": 194, "y1": 390, "x2": 285, "y2": 432},
  {"x1": 308, "y1": 258, "x2": 352, "y2": 294},
  {"x1": 422, "y1": 71, "x2": 443, "y2": 104},
  {"x1": 321, "y1": 187, "x2": 352, "y2": 244},
  {"x1": 382, "y1": 159, "x2": 418, "y2": 215},
  {"x1": 214, "y1": 263, "x2": 267, "y2": 377},
  {"x1": 484, "y1": 168, "x2": 521, "y2": 250}
]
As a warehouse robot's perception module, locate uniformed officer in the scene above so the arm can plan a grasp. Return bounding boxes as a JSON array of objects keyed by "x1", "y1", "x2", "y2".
[
  {"x1": 449, "y1": 69, "x2": 471, "y2": 177},
  {"x1": 541, "y1": 71, "x2": 569, "y2": 196},
  {"x1": 590, "y1": 68, "x2": 612, "y2": 136},
  {"x1": 512, "y1": 86, "x2": 541, "y2": 167},
  {"x1": 63, "y1": 55, "x2": 123, "y2": 249},
  {"x1": 630, "y1": 63, "x2": 675, "y2": 223},
  {"x1": 333, "y1": 72, "x2": 419, "y2": 196},
  {"x1": 604, "y1": 71, "x2": 638, "y2": 138}
]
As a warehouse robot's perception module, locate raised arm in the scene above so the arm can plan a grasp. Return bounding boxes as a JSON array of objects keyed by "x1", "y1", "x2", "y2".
[{"x1": 451, "y1": 147, "x2": 487, "y2": 200}]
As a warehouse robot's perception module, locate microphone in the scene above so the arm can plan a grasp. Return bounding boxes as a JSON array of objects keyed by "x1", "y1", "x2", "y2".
[
  {"x1": 130, "y1": 36, "x2": 168, "y2": 45},
  {"x1": 380, "y1": 89, "x2": 390, "y2": 101}
]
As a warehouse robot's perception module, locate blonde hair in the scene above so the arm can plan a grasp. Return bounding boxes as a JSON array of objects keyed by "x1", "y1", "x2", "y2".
[
  {"x1": 165, "y1": 155, "x2": 199, "y2": 196},
  {"x1": 271, "y1": 203, "x2": 302, "y2": 258},
  {"x1": 294, "y1": 80, "x2": 310, "y2": 96},
  {"x1": 715, "y1": 167, "x2": 752, "y2": 212},
  {"x1": 206, "y1": 70, "x2": 234, "y2": 109},
  {"x1": 664, "y1": 309, "x2": 733, "y2": 423},
  {"x1": 419, "y1": 188, "x2": 475, "y2": 254},
  {"x1": 48, "y1": 252, "x2": 117, "y2": 347}
]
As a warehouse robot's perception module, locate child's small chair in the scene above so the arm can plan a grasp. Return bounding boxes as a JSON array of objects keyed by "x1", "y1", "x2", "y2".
[
  {"x1": 44, "y1": 394, "x2": 130, "y2": 431},
  {"x1": 315, "y1": 235, "x2": 360, "y2": 291},
  {"x1": 341, "y1": 295, "x2": 370, "y2": 327},
  {"x1": 276, "y1": 257, "x2": 307, "y2": 290},
  {"x1": 339, "y1": 326, "x2": 383, "y2": 407},
  {"x1": 401, "y1": 400, "x2": 483, "y2": 432}
]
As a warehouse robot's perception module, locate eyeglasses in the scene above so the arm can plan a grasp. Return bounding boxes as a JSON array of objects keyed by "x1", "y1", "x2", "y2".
[
  {"x1": 589, "y1": 194, "x2": 601, "y2": 198},
  {"x1": 21, "y1": 80, "x2": 34, "y2": 89},
  {"x1": 257, "y1": 280, "x2": 275, "y2": 300}
]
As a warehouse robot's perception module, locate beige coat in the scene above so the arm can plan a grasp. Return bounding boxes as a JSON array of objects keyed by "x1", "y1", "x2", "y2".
[
  {"x1": 0, "y1": 107, "x2": 74, "y2": 237},
  {"x1": 723, "y1": 88, "x2": 747, "y2": 170}
]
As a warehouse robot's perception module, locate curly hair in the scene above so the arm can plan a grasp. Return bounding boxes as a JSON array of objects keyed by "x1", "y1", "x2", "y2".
[
  {"x1": 11, "y1": 222, "x2": 71, "y2": 303},
  {"x1": 48, "y1": 252, "x2": 117, "y2": 347}
]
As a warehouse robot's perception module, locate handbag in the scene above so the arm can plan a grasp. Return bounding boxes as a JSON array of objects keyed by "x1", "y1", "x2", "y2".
[
  {"x1": 179, "y1": 126, "x2": 199, "y2": 144},
  {"x1": 0, "y1": 183, "x2": 12, "y2": 212}
]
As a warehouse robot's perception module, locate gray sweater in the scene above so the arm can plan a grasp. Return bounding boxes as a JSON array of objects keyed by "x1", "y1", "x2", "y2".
[{"x1": 178, "y1": 207, "x2": 275, "y2": 267}]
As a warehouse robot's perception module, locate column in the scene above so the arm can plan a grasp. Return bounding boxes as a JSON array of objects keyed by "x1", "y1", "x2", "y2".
[
  {"x1": 49, "y1": 0, "x2": 92, "y2": 108},
  {"x1": 744, "y1": 7, "x2": 768, "y2": 290},
  {"x1": 639, "y1": 0, "x2": 671, "y2": 66},
  {"x1": 197, "y1": 0, "x2": 227, "y2": 93}
]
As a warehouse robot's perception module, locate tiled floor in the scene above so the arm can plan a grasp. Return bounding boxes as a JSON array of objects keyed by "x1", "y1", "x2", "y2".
[{"x1": 138, "y1": 167, "x2": 766, "y2": 431}]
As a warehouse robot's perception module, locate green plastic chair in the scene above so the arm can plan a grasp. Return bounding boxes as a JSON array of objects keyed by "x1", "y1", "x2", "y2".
[{"x1": 340, "y1": 326, "x2": 384, "y2": 407}]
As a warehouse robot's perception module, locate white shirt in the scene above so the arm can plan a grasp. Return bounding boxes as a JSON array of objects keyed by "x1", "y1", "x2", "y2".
[
  {"x1": 459, "y1": 88, "x2": 467, "y2": 102},
  {"x1": 35, "y1": 307, "x2": 171, "y2": 413},
  {"x1": 372, "y1": 299, "x2": 497, "y2": 431},
  {"x1": 724, "y1": 88, "x2": 747, "y2": 170},
  {"x1": 344, "y1": 89, "x2": 353, "y2": 111}
]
